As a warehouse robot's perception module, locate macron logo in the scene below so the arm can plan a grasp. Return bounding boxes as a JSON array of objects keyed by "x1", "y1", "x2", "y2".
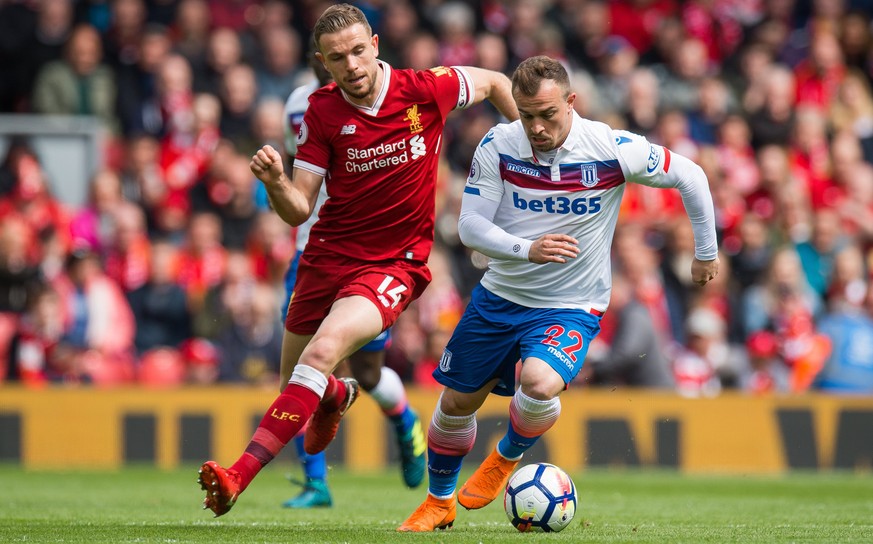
[{"x1": 341, "y1": 124, "x2": 356, "y2": 135}]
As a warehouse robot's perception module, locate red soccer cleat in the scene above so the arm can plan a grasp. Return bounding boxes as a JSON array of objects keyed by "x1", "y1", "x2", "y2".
[
  {"x1": 198, "y1": 461, "x2": 241, "y2": 517},
  {"x1": 304, "y1": 377, "x2": 360, "y2": 455}
]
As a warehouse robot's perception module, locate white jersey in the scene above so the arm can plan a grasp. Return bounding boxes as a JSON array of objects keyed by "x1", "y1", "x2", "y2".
[
  {"x1": 283, "y1": 79, "x2": 328, "y2": 250},
  {"x1": 463, "y1": 112, "x2": 717, "y2": 311}
]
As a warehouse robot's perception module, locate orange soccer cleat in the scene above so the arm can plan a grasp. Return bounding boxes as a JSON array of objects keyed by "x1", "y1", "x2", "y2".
[
  {"x1": 304, "y1": 377, "x2": 360, "y2": 455},
  {"x1": 457, "y1": 448, "x2": 519, "y2": 510},
  {"x1": 397, "y1": 494, "x2": 457, "y2": 532},
  {"x1": 198, "y1": 461, "x2": 242, "y2": 517}
]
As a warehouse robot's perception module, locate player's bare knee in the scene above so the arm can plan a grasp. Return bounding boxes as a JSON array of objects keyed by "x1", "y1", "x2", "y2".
[
  {"x1": 299, "y1": 337, "x2": 342, "y2": 375},
  {"x1": 519, "y1": 382, "x2": 562, "y2": 401}
]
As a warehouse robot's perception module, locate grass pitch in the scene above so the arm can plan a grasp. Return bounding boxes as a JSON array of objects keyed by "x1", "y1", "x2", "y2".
[{"x1": 1, "y1": 464, "x2": 871, "y2": 543}]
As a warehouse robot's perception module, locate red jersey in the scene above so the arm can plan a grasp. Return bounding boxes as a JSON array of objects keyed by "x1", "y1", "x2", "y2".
[{"x1": 294, "y1": 62, "x2": 474, "y2": 262}]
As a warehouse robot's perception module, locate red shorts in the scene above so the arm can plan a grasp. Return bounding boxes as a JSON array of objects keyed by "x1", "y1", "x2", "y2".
[{"x1": 284, "y1": 253, "x2": 432, "y2": 335}]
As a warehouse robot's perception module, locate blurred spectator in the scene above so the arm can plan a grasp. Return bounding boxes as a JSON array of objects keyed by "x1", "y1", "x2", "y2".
[
  {"x1": 48, "y1": 249, "x2": 136, "y2": 385},
  {"x1": 829, "y1": 69, "x2": 873, "y2": 164},
  {"x1": 214, "y1": 281, "x2": 283, "y2": 385},
  {"x1": 32, "y1": 24, "x2": 119, "y2": 134},
  {"x1": 254, "y1": 26, "x2": 303, "y2": 101},
  {"x1": 838, "y1": 10, "x2": 873, "y2": 78},
  {"x1": 137, "y1": 347, "x2": 187, "y2": 387},
  {"x1": 504, "y1": 0, "x2": 548, "y2": 66},
  {"x1": 434, "y1": 1, "x2": 477, "y2": 67},
  {"x1": 588, "y1": 272, "x2": 675, "y2": 388},
  {"x1": 158, "y1": 90, "x2": 221, "y2": 218},
  {"x1": 119, "y1": 133, "x2": 164, "y2": 210},
  {"x1": 748, "y1": 64, "x2": 797, "y2": 148},
  {"x1": 681, "y1": 0, "x2": 744, "y2": 64},
  {"x1": 104, "y1": 202, "x2": 151, "y2": 292},
  {"x1": 207, "y1": 0, "x2": 258, "y2": 33},
  {"x1": 475, "y1": 32, "x2": 510, "y2": 75},
  {"x1": 730, "y1": 212, "x2": 775, "y2": 291},
  {"x1": 246, "y1": 211, "x2": 293, "y2": 285},
  {"x1": 171, "y1": 0, "x2": 212, "y2": 71},
  {"x1": 742, "y1": 246, "x2": 824, "y2": 336},
  {"x1": 176, "y1": 211, "x2": 227, "y2": 311},
  {"x1": 401, "y1": 31, "x2": 440, "y2": 71},
  {"x1": 796, "y1": 208, "x2": 846, "y2": 300},
  {"x1": 249, "y1": 97, "x2": 285, "y2": 154},
  {"x1": 103, "y1": 0, "x2": 148, "y2": 69},
  {"x1": 655, "y1": 36, "x2": 710, "y2": 112},
  {"x1": 789, "y1": 107, "x2": 833, "y2": 209},
  {"x1": 794, "y1": 29, "x2": 846, "y2": 111},
  {"x1": 115, "y1": 24, "x2": 173, "y2": 136},
  {"x1": 193, "y1": 26, "x2": 242, "y2": 96},
  {"x1": 203, "y1": 153, "x2": 258, "y2": 249},
  {"x1": 12, "y1": 286, "x2": 65, "y2": 386},
  {"x1": 608, "y1": 0, "x2": 679, "y2": 56},
  {"x1": 70, "y1": 169, "x2": 125, "y2": 254},
  {"x1": 594, "y1": 36, "x2": 640, "y2": 115},
  {"x1": 623, "y1": 67, "x2": 661, "y2": 136},
  {"x1": 554, "y1": 0, "x2": 611, "y2": 72},
  {"x1": 0, "y1": 146, "x2": 71, "y2": 257},
  {"x1": 834, "y1": 161, "x2": 873, "y2": 242},
  {"x1": 739, "y1": 330, "x2": 791, "y2": 394},
  {"x1": 127, "y1": 240, "x2": 191, "y2": 354},
  {"x1": 716, "y1": 114, "x2": 760, "y2": 197},
  {"x1": 219, "y1": 64, "x2": 259, "y2": 150},
  {"x1": 688, "y1": 76, "x2": 734, "y2": 145},
  {"x1": 1, "y1": 0, "x2": 75, "y2": 112},
  {"x1": 673, "y1": 306, "x2": 727, "y2": 397},
  {"x1": 192, "y1": 248, "x2": 253, "y2": 340},
  {"x1": 813, "y1": 245, "x2": 873, "y2": 393},
  {"x1": 378, "y1": 0, "x2": 421, "y2": 68}
]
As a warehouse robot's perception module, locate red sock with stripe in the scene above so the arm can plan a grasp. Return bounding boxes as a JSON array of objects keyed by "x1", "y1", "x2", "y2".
[{"x1": 229, "y1": 368, "x2": 327, "y2": 492}]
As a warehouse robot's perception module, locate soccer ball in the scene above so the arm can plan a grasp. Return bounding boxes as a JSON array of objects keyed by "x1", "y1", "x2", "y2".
[{"x1": 503, "y1": 463, "x2": 577, "y2": 532}]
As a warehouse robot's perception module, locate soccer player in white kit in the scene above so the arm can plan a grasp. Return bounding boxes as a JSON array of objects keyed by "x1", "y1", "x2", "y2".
[{"x1": 399, "y1": 56, "x2": 720, "y2": 531}]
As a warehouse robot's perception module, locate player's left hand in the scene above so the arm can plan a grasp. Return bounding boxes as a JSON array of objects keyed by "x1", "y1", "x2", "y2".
[
  {"x1": 529, "y1": 233, "x2": 580, "y2": 264},
  {"x1": 691, "y1": 257, "x2": 720, "y2": 286}
]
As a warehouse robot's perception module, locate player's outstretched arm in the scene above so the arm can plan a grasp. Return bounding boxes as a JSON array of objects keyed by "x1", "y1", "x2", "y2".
[
  {"x1": 461, "y1": 66, "x2": 519, "y2": 121},
  {"x1": 250, "y1": 144, "x2": 321, "y2": 227}
]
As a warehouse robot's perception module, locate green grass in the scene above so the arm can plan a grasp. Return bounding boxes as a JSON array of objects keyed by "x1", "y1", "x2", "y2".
[{"x1": 1, "y1": 464, "x2": 872, "y2": 543}]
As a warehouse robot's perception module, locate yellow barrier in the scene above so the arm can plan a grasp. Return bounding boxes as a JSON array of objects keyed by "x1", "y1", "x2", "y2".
[{"x1": 1, "y1": 386, "x2": 872, "y2": 473}]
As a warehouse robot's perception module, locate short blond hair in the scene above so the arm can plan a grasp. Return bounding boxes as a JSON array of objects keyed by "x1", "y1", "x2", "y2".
[{"x1": 313, "y1": 3, "x2": 372, "y2": 52}]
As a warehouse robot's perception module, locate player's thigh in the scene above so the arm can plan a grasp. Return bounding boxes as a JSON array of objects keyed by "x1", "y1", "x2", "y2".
[
  {"x1": 280, "y1": 329, "x2": 313, "y2": 388},
  {"x1": 299, "y1": 295, "x2": 385, "y2": 374},
  {"x1": 518, "y1": 310, "x2": 601, "y2": 389}
]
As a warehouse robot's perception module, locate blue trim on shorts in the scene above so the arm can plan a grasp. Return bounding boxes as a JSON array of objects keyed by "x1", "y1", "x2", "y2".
[
  {"x1": 283, "y1": 250, "x2": 391, "y2": 351},
  {"x1": 433, "y1": 284, "x2": 601, "y2": 396}
]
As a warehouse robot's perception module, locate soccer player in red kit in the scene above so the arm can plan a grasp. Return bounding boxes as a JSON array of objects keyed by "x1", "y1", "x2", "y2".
[{"x1": 198, "y1": 3, "x2": 518, "y2": 517}]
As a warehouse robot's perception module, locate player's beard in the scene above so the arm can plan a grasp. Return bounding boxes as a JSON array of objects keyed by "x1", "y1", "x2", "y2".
[{"x1": 341, "y1": 73, "x2": 375, "y2": 101}]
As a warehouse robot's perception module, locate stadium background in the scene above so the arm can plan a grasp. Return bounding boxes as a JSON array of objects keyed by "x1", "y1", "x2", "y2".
[{"x1": 2, "y1": 0, "x2": 873, "y2": 474}]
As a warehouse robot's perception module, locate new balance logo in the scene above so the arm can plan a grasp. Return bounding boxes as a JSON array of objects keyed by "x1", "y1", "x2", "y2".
[{"x1": 340, "y1": 124, "x2": 356, "y2": 135}]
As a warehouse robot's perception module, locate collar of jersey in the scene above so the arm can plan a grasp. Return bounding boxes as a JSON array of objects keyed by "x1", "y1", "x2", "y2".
[{"x1": 339, "y1": 60, "x2": 391, "y2": 116}]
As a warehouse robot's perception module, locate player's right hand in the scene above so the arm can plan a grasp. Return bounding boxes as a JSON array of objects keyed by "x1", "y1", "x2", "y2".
[
  {"x1": 528, "y1": 234, "x2": 579, "y2": 264},
  {"x1": 250, "y1": 145, "x2": 285, "y2": 185}
]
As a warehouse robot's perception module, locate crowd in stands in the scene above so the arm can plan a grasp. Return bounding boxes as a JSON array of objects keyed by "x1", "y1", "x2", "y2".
[{"x1": 2, "y1": 0, "x2": 873, "y2": 395}]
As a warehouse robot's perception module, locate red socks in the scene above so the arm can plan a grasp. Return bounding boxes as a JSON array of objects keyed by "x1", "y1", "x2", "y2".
[
  {"x1": 230, "y1": 382, "x2": 320, "y2": 491},
  {"x1": 320, "y1": 374, "x2": 348, "y2": 412}
]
